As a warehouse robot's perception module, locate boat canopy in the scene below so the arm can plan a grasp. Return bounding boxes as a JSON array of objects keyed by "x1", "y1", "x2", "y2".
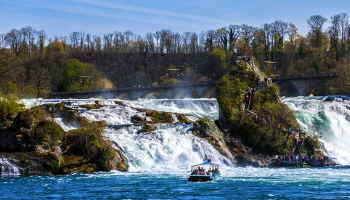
[{"x1": 190, "y1": 160, "x2": 218, "y2": 172}]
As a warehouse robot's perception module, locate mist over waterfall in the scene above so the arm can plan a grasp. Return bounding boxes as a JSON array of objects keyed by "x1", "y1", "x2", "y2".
[{"x1": 284, "y1": 96, "x2": 350, "y2": 165}]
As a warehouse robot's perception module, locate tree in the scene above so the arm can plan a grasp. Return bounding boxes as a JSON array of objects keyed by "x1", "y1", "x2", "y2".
[
  {"x1": 228, "y1": 25, "x2": 240, "y2": 52},
  {"x1": 61, "y1": 59, "x2": 104, "y2": 92},
  {"x1": 307, "y1": 15, "x2": 327, "y2": 48},
  {"x1": 339, "y1": 13, "x2": 349, "y2": 56},
  {"x1": 215, "y1": 27, "x2": 228, "y2": 50}
]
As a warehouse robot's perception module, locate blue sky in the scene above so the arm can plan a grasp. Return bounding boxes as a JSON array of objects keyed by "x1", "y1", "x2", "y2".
[{"x1": 0, "y1": 0, "x2": 349, "y2": 37}]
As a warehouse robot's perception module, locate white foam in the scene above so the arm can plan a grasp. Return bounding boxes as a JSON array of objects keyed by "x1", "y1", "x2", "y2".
[
  {"x1": 284, "y1": 96, "x2": 350, "y2": 165},
  {"x1": 104, "y1": 125, "x2": 233, "y2": 173},
  {"x1": 0, "y1": 156, "x2": 20, "y2": 176}
]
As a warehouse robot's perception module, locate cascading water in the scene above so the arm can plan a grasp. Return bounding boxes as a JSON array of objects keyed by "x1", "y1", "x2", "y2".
[
  {"x1": 284, "y1": 96, "x2": 350, "y2": 165},
  {"x1": 22, "y1": 98, "x2": 231, "y2": 173},
  {"x1": 0, "y1": 156, "x2": 20, "y2": 176},
  {"x1": 21, "y1": 96, "x2": 350, "y2": 174},
  {"x1": 79, "y1": 98, "x2": 231, "y2": 173}
]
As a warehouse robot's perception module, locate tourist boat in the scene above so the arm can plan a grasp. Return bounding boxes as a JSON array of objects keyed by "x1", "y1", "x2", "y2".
[{"x1": 188, "y1": 159, "x2": 220, "y2": 182}]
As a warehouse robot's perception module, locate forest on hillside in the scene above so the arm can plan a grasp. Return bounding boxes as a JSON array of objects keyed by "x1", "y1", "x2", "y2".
[{"x1": 1, "y1": 14, "x2": 350, "y2": 97}]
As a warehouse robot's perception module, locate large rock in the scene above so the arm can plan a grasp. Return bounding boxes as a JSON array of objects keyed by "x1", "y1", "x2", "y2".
[
  {"x1": 0, "y1": 101, "x2": 128, "y2": 176},
  {"x1": 192, "y1": 118, "x2": 271, "y2": 167},
  {"x1": 216, "y1": 63, "x2": 321, "y2": 156},
  {"x1": 131, "y1": 108, "x2": 193, "y2": 124},
  {"x1": 193, "y1": 118, "x2": 236, "y2": 164}
]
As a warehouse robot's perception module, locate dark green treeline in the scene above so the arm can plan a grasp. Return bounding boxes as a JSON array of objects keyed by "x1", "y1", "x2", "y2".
[{"x1": 1, "y1": 14, "x2": 350, "y2": 97}]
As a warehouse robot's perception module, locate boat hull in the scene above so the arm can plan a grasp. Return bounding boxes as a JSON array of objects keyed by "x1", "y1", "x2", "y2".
[{"x1": 188, "y1": 175, "x2": 212, "y2": 182}]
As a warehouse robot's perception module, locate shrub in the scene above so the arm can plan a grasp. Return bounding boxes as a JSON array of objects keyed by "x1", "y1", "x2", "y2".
[
  {"x1": 303, "y1": 135, "x2": 320, "y2": 156},
  {"x1": 33, "y1": 120, "x2": 64, "y2": 150},
  {"x1": 10, "y1": 106, "x2": 47, "y2": 131},
  {"x1": 0, "y1": 98, "x2": 25, "y2": 130},
  {"x1": 63, "y1": 121, "x2": 115, "y2": 171}
]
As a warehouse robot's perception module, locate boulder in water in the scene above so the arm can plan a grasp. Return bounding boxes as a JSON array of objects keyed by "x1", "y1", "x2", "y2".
[
  {"x1": 192, "y1": 118, "x2": 236, "y2": 165},
  {"x1": 137, "y1": 124, "x2": 157, "y2": 134}
]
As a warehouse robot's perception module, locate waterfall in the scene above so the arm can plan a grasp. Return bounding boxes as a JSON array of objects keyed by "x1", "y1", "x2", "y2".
[
  {"x1": 21, "y1": 96, "x2": 350, "y2": 172},
  {"x1": 81, "y1": 98, "x2": 230, "y2": 173},
  {"x1": 22, "y1": 98, "x2": 231, "y2": 173},
  {"x1": 0, "y1": 156, "x2": 20, "y2": 176},
  {"x1": 284, "y1": 96, "x2": 350, "y2": 165}
]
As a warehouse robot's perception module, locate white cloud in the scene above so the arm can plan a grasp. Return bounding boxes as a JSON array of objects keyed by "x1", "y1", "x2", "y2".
[{"x1": 69, "y1": 0, "x2": 230, "y2": 25}]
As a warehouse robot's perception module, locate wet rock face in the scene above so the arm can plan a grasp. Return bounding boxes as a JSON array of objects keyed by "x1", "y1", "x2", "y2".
[
  {"x1": 80, "y1": 101, "x2": 104, "y2": 110},
  {"x1": 193, "y1": 118, "x2": 235, "y2": 165},
  {"x1": 137, "y1": 124, "x2": 157, "y2": 134},
  {"x1": 131, "y1": 108, "x2": 193, "y2": 125},
  {"x1": 193, "y1": 118, "x2": 225, "y2": 143}
]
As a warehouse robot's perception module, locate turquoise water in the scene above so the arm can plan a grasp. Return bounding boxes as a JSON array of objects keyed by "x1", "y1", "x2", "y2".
[{"x1": 2, "y1": 167, "x2": 350, "y2": 199}]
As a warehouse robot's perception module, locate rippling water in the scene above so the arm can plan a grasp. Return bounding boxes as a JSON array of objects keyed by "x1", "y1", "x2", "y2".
[{"x1": 2, "y1": 167, "x2": 350, "y2": 199}]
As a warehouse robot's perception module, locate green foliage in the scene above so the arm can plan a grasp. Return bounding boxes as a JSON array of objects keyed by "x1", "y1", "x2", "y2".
[
  {"x1": 216, "y1": 64, "x2": 299, "y2": 154},
  {"x1": 61, "y1": 59, "x2": 84, "y2": 91},
  {"x1": 303, "y1": 135, "x2": 321, "y2": 156},
  {"x1": 216, "y1": 64, "x2": 259, "y2": 119},
  {"x1": 23, "y1": 85, "x2": 38, "y2": 98},
  {"x1": 64, "y1": 122, "x2": 103, "y2": 157},
  {"x1": 11, "y1": 106, "x2": 47, "y2": 131},
  {"x1": 61, "y1": 59, "x2": 104, "y2": 92},
  {"x1": 33, "y1": 120, "x2": 64, "y2": 150},
  {"x1": 0, "y1": 100, "x2": 123, "y2": 174},
  {"x1": 64, "y1": 121, "x2": 116, "y2": 171},
  {"x1": 0, "y1": 98, "x2": 25, "y2": 130}
]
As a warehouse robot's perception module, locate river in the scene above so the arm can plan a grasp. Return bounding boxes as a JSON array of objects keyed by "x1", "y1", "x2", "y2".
[{"x1": 1, "y1": 97, "x2": 350, "y2": 199}]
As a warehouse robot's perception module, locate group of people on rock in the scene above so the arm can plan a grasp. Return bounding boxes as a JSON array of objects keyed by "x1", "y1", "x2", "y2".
[
  {"x1": 244, "y1": 78, "x2": 273, "y2": 110},
  {"x1": 242, "y1": 56, "x2": 255, "y2": 66},
  {"x1": 244, "y1": 87, "x2": 255, "y2": 110},
  {"x1": 191, "y1": 167, "x2": 219, "y2": 176},
  {"x1": 275, "y1": 154, "x2": 329, "y2": 163}
]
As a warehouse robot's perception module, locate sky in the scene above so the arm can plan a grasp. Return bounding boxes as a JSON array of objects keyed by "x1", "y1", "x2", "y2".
[{"x1": 0, "y1": 0, "x2": 349, "y2": 37}]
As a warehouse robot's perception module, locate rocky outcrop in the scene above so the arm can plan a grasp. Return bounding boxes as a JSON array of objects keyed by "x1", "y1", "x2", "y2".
[
  {"x1": 0, "y1": 100, "x2": 128, "y2": 176},
  {"x1": 192, "y1": 118, "x2": 235, "y2": 164},
  {"x1": 214, "y1": 62, "x2": 324, "y2": 165},
  {"x1": 193, "y1": 118, "x2": 271, "y2": 167},
  {"x1": 80, "y1": 101, "x2": 104, "y2": 110},
  {"x1": 137, "y1": 124, "x2": 157, "y2": 134},
  {"x1": 131, "y1": 108, "x2": 193, "y2": 125}
]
